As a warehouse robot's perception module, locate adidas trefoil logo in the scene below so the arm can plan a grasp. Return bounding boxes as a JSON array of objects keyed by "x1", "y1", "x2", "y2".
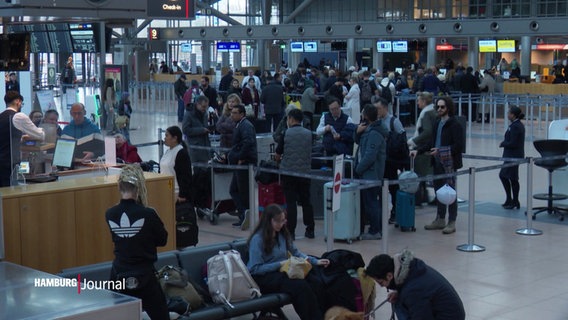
[{"x1": 109, "y1": 212, "x2": 145, "y2": 238}]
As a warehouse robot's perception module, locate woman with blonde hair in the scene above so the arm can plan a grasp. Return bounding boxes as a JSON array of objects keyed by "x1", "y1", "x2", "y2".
[
  {"x1": 106, "y1": 164, "x2": 169, "y2": 320},
  {"x1": 216, "y1": 93, "x2": 241, "y2": 148}
]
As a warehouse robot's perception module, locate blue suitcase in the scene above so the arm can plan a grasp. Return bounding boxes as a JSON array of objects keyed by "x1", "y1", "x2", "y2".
[{"x1": 395, "y1": 190, "x2": 416, "y2": 232}]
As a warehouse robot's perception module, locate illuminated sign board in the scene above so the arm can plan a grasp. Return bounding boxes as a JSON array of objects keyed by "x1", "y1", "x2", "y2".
[
  {"x1": 533, "y1": 44, "x2": 568, "y2": 50},
  {"x1": 436, "y1": 44, "x2": 454, "y2": 51},
  {"x1": 304, "y1": 41, "x2": 317, "y2": 52},
  {"x1": 392, "y1": 41, "x2": 408, "y2": 52},
  {"x1": 217, "y1": 42, "x2": 241, "y2": 52},
  {"x1": 181, "y1": 43, "x2": 192, "y2": 52},
  {"x1": 290, "y1": 41, "x2": 304, "y2": 52},
  {"x1": 147, "y1": 0, "x2": 195, "y2": 19},
  {"x1": 148, "y1": 28, "x2": 159, "y2": 40},
  {"x1": 377, "y1": 41, "x2": 392, "y2": 52},
  {"x1": 479, "y1": 40, "x2": 497, "y2": 52},
  {"x1": 497, "y1": 40, "x2": 515, "y2": 53}
]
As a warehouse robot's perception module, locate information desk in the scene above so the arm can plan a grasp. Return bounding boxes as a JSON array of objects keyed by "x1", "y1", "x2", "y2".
[
  {"x1": 0, "y1": 261, "x2": 141, "y2": 319},
  {"x1": 0, "y1": 172, "x2": 176, "y2": 274}
]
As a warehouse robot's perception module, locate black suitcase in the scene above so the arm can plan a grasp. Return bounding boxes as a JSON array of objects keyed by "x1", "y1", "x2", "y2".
[{"x1": 176, "y1": 202, "x2": 199, "y2": 248}]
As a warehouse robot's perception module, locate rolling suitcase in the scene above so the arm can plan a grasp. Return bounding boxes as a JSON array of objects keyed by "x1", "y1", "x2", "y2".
[
  {"x1": 258, "y1": 181, "x2": 286, "y2": 214},
  {"x1": 323, "y1": 182, "x2": 361, "y2": 243},
  {"x1": 395, "y1": 190, "x2": 416, "y2": 232}
]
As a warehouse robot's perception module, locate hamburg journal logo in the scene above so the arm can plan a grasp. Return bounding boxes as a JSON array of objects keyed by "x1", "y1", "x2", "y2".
[{"x1": 34, "y1": 275, "x2": 126, "y2": 294}]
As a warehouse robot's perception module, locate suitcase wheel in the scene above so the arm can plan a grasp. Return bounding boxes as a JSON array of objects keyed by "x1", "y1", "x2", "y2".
[
  {"x1": 346, "y1": 239, "x2": 353, "y2": 244},
  {"x1": 400, "y1": 226, "x2": 416, "y2": 232}
]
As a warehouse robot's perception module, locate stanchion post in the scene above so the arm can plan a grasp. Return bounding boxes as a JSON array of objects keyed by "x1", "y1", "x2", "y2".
[
  {"x1": 326, "y1": 185, "x2": 334, "y2": 252},
  {"x1": 248, "y1": 164, "x2": 258, "y2": 232},
  {"x1": 158, "y1": 128, "x2": 165, "y2": 160},
  {"x1": 457, "y1": 167, "x2": 486, "y2": 252},
  {"x1": 381, "y1": 179, "x2": 389, "y2": 254},
  {"x1": 516, "y1": 157, "x2": 543, "y2": 235}
]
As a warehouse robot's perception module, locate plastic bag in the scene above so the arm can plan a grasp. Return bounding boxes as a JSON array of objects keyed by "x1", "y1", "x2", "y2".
[
  {"x1": 279, "y1": 256, "x2": 312, "y2": 279},
  {"x1": 436, "y1": 184, "x2": 456, "y2": 205}
]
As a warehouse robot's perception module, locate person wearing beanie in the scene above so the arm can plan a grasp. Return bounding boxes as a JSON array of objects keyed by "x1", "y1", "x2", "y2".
[
  {"x1": 365, "y1": 249, "x2": 465, "y2": 320},
  {"x1": 499, "y1": 106, "x2": 525, "y2": 210},
  {"x1": 300, "y1": 78, "x2": 318, "y2": 130}
]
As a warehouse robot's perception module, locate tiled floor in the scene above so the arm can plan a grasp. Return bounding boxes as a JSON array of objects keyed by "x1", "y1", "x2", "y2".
[{"x1": 63, "y1": 91, "x2": 568, "y2": 319}]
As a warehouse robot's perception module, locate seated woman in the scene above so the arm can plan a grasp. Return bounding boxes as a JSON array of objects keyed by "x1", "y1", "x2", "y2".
[
  {"x1": 247, "y1": 204, "x2": 329, "y2": 320},
  {"x1": 115, "y1": 133, "x2": 142, "y2": 164}
]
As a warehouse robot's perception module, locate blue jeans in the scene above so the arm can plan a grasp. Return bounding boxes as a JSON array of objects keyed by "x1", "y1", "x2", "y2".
[
  {"x1": 177, "y1": 98, "x2": 185, "y2": 123},
  {"x1": 361, "y1": 186, "x2": 382, "y2": 235}
]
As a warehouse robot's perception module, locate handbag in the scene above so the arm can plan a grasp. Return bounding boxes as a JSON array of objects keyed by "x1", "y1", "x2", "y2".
[
  {"x1": 244, "y1": 104, "x2": 255, "y2": 118},
  {"x1": 279, "y1": 256, "x2": 312, "y2": 279}
]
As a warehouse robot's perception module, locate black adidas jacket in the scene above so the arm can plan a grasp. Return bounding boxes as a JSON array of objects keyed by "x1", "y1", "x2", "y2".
[{"x1": 106, "y1": 199, "x2": 168, "y2": 271}]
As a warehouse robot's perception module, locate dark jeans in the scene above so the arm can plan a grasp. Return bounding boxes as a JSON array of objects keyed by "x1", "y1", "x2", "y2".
[
  {"x1": 177, "y1": 98, "x2": 185, "y2": 123},
  {"x1": 384, "y1": 161, "x2": 400, "y2": 211},
  {"x1": 230, "y1": 167, "x2": 250, "y2": 214},
  {"x1": 282, "y1": 176, "x2": 314, "y2": 236},
  {"x1": 253, "y1": 271, "x2": 323, "y2": 320},
  {"x1": 361, "y1": 186, "x2": 382, "y2": 235},
  {"x1": 433, "y1": 161, "x2": 457, "y2": 221},
  {"x1": 265, "y1": 112, "x2": 283, "y2": 133}
]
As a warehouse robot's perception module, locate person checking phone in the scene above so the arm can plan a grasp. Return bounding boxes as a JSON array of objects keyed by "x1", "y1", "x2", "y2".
[{"x1": 316, "y1": 97, "x2": 355, "y2": 156}]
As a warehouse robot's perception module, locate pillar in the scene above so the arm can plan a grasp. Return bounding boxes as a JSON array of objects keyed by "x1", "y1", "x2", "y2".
[
  {"x1": 426, "y1": 37, "x2": 437, "y2": 69},
  {"x1": 346, "y1": 38, "x2": 356, "y2": 70},
  {"x1": 468, "y1": 36, "x2": 479, "y2": 71},
  {"x1": 257, "y1": 39, "x2": 266, "y2": 69},
  {"x1": 233, "y1": 51, "x2": 242, "y2": 70},
  {"x1": 484, "y1": 52, "x2": 494, "y2": 70},
  {"x1": 202, "y1": 40, "x2": 211, "y2": 74},
  {"x1": 520, "y1": 36, "x2": 531, "y2": 76},
  {"x1": 221, "y1": 52, "x2": 230, "y2": 68}
]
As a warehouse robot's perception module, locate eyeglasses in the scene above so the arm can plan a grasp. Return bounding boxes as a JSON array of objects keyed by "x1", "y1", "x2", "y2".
[
  {"x1": 436, "y1": 105, "x2": 446, "y2": 110},
  {"x1": 230, "y1": 110, "x2": 241, "y2": 114},
  {"x1": 273, "y1": 217, "x2": 287, "y2": 224}
]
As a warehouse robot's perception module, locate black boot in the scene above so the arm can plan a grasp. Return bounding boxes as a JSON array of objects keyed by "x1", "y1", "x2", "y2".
[
  {"x1": 484, "y1": 113, "x2": 490, "y2": 123},
  {"x1": 476, "y1": 113, "x2": 482, "y2": 123}
]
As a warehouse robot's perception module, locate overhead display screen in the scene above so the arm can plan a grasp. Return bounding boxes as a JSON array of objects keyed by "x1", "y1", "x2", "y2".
[
  {"x1": 70, "y1": 23, "x2": 96, "y2": 53},
  {"x1": 479, "y1": 40, "x2": 497, "y2": 53},
  {"x1": 497, "y1": 40, "x2": 515, "y2": 53},
  {"x1": 392, "y1": 41, "x2": 408, "y2": 52},
  {"x1": 304, "y1": 41, "x2": 317, "y2": 52},
  {"x1": 25, "y1": 25, "x2": 51, "y2": 53},
  {"x1": 377, "y1": 41, "x2": 392, "y2": 52},
  {"x1": 216, "y1": 42, "x2": 240, "y2": 52},
  {"x1": 290, "y1": 42, "x2": 304, "y2": 52},
  {"x1": 46, "y1": 24, "x2": 73, "y2": 53}
]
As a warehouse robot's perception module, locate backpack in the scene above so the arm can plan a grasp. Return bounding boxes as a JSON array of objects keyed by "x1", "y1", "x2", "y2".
[
  {"x1": 207, "y1": 250, "x2": 261, "y2": 307},
  {"x1": 379, "y1": 82, "x2": 393, "y2": 103},
  {"x1": 359, "y1": 80, "x2": 373, "y2": 104},
  {"x1": 183, "y1": 88, "x2": 201, "y2": 109},
  {"x1": 157, "y1": 265, "x2": 205, "y2": 313},
  {"x1": 386, "y1": 117, "x2": 409, "y2": 163}
]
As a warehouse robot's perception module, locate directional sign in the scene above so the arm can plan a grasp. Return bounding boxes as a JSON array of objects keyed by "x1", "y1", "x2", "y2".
[{"x1": 332, "y1": 154, "x2": 344, "y2": 212}]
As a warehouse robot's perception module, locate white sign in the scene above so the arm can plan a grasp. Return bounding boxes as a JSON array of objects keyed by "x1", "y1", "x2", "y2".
[
  {"x1": 104, "y1": 136, "x2": 116, "y2": 165},
  {"x1": 332, "y1": 154, "x2": 344, "y2": 212}
]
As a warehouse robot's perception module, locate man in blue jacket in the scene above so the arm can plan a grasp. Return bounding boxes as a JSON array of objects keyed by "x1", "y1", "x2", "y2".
[
  {"x1": 61, "y1": 102, "x2": 102, "y2": 161},
  {"x1": 366, "y1": 249, "x2": 465, "y2": 320},
  {"x1": 355, "y1": 104, "x2": 387, "y2": 240}
]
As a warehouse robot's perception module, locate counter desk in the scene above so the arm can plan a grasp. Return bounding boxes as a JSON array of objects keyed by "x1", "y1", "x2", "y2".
[{"x1": 0, "y1": 172, "x2": 176, "y2": 274}]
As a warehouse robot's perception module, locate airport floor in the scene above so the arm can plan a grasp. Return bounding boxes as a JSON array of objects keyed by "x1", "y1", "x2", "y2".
[{"x1": 60, "y1": 93, "x2": 568, "y2": 320}]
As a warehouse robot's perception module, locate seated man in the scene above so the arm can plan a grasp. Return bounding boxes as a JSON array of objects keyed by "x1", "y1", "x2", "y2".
[
  {"x1": 365, "y1": 249, "x2": 466, "y2": 320},
  {"x1": 61, "y1": 102, "x2": 102, "y2": 161},
  {"x1": 315, "y1": 97, "x2": 355, "y2": 156},
  {"x1": 115, "y1": 133, "x2": 142, "y2": 164}
]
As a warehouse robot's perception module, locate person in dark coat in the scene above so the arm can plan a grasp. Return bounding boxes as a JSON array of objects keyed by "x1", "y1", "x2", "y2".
[
  {"x1": 260, "y1": 73, "x2": 285, "y2": 132},
  {"x1": 412, "y1": 96, "x2": 464, "y2": 234},
  {"x1": 499, "y1": 106, "x2": 525, "y2": 209},
  {"x1": 366, "y1": 249, "x2": 465, "y2": 320},
  {"x1": 459, "y1": 66, "x2": 480, "y2": 121},
  {"x1": 219, "y1": 69, "x2": 234, "y2": 92}
]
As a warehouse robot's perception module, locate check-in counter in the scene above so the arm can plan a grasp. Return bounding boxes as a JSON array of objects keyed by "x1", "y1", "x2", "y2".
[
  {"x1": 503, "y1": 82, "x2": 568, "y2": 95},
  {"x1": 0, "y1": 172, "x2": 176, "y2": 274}
]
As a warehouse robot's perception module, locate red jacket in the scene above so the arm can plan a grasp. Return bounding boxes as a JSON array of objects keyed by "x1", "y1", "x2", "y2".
[{"x1": 116, "y1": 143, "x2": 142, "y2": 163}]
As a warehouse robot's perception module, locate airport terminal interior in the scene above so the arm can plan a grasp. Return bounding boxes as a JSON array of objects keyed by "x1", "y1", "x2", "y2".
[{"x1": 2, "y1": 0, "x2": 568, "y2": 319}]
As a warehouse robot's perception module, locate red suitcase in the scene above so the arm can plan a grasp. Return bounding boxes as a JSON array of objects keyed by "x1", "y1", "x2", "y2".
[{"x1": 258, "y1": 182, "x2": 286, "y2": 214}]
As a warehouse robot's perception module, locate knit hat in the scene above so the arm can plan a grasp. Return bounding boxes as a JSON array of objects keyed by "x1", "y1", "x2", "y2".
[{"x1": 365, "y1": 254, "x2": 394, "y2": 280}]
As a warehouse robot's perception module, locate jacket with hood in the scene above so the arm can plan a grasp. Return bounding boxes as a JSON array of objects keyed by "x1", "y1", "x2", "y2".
[
  {"x1": 389, "y1": 250, "x2": 465, "y2": 320},
  {"x1": 354, "y1": 120, "x2": 387, "y2": 180}
]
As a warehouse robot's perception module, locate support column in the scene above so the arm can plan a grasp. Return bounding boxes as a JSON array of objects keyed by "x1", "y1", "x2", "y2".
[
  {"x1": 257, "y1": 39, "x2": 266, "y2": 69},
  {"x1": 484, "y1": 52, "x2": 494, "y2": 70},
  {"x1": 346, "y1": 38, "x2": 356, "y2": 70},
  {"x1": 202, "y1": 40, "x2": 211, "y2": 74},
  {"x1": 427, "y1": 37, "x2": 437, "y2": 68},
  {"x1": 468, "y1": 37, "x2": 479, "y2": 71},
  {"x1": 233, "y1": 51, "x2": 242, "y2": 70},
  {"x1": 373, "y1": 48, "x2": 384, "y2": 73},
  {"x1": 288, "y1": 41, "x2": 301, "y2": 71},
  {"x1": 221, "y1": 52, "x2": 230, "y2": 68},
  {"x1": 520, "y1": 36, "x2": 531, "y2": 76}
]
